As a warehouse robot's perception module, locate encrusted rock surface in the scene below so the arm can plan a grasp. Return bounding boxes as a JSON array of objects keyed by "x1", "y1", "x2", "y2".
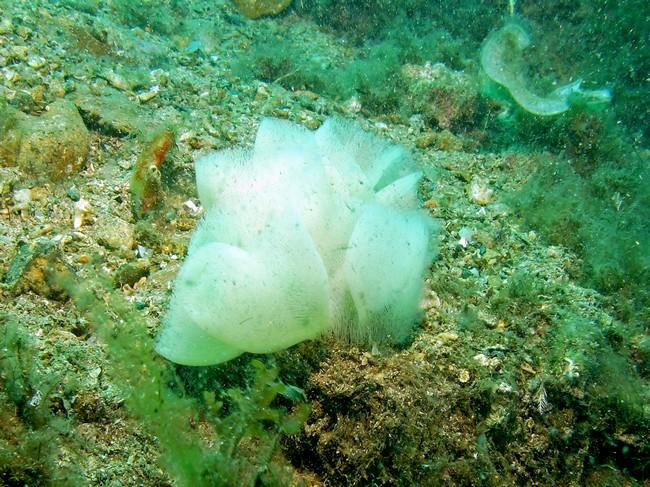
[{"x1": 14, "y1": 99, "x2": 90, "y2": 181}]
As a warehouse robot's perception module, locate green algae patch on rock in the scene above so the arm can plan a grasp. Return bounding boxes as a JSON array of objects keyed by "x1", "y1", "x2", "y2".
[
  {"x1": 0, "y1": 102, "x2": 25, "y2": 168},
  {"x1": 14, "y1": 100, "x2": 90, "y2": 181},
  {"x1": 480, "y1": 21, "x2": 611, "y2": 116}
]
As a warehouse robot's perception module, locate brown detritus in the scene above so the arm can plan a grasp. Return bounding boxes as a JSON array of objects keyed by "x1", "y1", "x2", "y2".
[
  {"x1": 286, "y1": 346, "x2": 482, "y2": 486},
  {"x1": 416, "y1": 129, "x2": 465, "y2": 152},
  {"x1": 62, "y1": 19, "x2": 112, "y2": 57},
  {"x1": 130, "y1": 127, "x2": 174, "y2": 220}
]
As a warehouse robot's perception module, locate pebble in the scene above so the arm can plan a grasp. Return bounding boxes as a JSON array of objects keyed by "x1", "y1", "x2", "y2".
[
  {"x1": 72, "y1": 198, "x2": 91, "y2": 229},
  {"x1": 27, "y1": 55, "x2": 47, "y2": 69},
  {"x1": 0, "y1": 18, "x2": 13, "y2": 35},
  {"x1": 95, "y1": 214, "x2": 134, "y2": 251},
  {"x1": 470, "y1": 179, "x2": 494, "y2": 205},
  {"x1": 137, "y1": 85, "x2": 160, "y2": 102}
]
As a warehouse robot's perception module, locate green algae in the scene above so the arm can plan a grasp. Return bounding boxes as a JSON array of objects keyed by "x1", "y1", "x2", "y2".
[
  {"x1": 57, "y1": 268, "x2": 309, "y2": 485},
  {"x1": 508, "y1": 145, "x2": 650, "y2": 319},
  {"x1": 0, "y1": 316, "x2": 82, "y2": 485}
]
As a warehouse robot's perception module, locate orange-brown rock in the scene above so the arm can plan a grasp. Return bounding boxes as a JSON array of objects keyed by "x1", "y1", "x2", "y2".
[
  {"x1": 13, "y1": 99, "x2": 90, "y2": 181},
  {"x1": 232, "y1": 0, "x2": 292, "y2": 19}
]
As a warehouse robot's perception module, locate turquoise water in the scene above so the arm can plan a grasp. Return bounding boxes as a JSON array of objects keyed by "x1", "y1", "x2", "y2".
[{"x1": 0, "y1": 1, "x2": 647, "y2": 485}]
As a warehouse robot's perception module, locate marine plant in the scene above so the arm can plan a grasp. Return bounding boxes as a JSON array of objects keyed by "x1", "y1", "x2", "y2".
[
  {"x1": 509, "y1": 147, "x2": 650, "y2": 319},
  {"x1": 0, "y1": 315, "x2": 81, "y2": 484},
  {"x1": 56, "y1": 268, "x2": 310, "y2": 485},
  {"x1": 110, "y1": 0, "x2": 188, "y2": 34}
]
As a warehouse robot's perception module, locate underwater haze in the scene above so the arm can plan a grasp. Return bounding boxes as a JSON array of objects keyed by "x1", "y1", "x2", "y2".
[{"x1": 0, "y1": 0, "x2": 648, "y2": 485}]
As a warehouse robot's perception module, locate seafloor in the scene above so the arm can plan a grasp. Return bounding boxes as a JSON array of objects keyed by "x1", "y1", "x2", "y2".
[{"x1": 0, "y1": 1, "x2": 648, "y2": 486}]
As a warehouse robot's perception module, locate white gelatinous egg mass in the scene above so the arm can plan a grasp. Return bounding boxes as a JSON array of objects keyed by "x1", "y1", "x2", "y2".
[{"x1": 155, "y1": 117, "x2": 438, "y2": 366}]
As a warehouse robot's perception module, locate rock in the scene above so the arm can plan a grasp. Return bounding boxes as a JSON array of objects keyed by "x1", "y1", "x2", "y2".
[
  {"x1": 232, "y1": 0, "x2": 293, "y2": 19},
  {"x1": 95, "y1": 214, "x2": 134, "y2": 251},
  {"x1": 470, "y1": 178, "x2": 494, "y2": 205},
  {"x1": 15, "y1": 99, "x2": 90, "y2": 181},
  {"x1": 72, "y1": 87, "x2": 151, "y2": 136},
  {"x1": 403, "y1": 62, "x2": 480, "y2": 131},
  {"x1": 113, "y1": 259, "x2": 150, "y2": 288},
  {"x1": 2, "y1": 238, "x2": 68, "y2": 299},
  {"x1": 0, "y1": 101, "x2": 24, "y2": 167}
]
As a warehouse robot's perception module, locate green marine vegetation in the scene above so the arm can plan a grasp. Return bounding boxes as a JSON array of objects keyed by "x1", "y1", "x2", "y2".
[
  {"x1": 0, "y1": 316, "x2": 81, "y2": 484},
  {"x1": 232, "y1": 33, "x2": 411, "y2": 114},
  {"x1": 494, "y1": 16, "x2": 650, "y2": 463},
  {"x1": 109, "y1": 0, "x2": 189, "y2": 34},
  {"x1": 57, "y1": 269, "x2": 311, "y2": 485},
  {"x1": 232, "y1": 6, "x2": 470, "y2": 117},
  {"x1": 298, "y1": 0, "x2": 490, "y2": 44},
  {"x1": 509, "y1": 142, "x2": 650, "y2": 322},
  {"x1": 0, "y1": 263, "x2": 309, "y2": 485},
  {"x1": 486, "y1": 268, "x2": 650, "y2": 480}
]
